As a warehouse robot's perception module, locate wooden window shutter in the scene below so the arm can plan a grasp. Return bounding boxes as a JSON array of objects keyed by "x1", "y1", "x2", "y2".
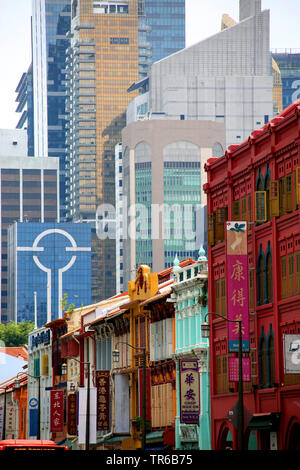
[
  {"x1": 296, "y1": 251, "x2": 300, "y2": 295},
  {"x1": 41, "y1": 354, "x2": 49, "y2": 376},
  {"x1": 207, "y1": 212, "x2": 215, "y2": 246},
  {"x1": 220, "y1": 277, "x2": 226, "y2": 315},
  {"x1": 254, "y1": 191, "x2": 267, "y2": 222},
  {"x1": 288, "y1": 253, "x2": 295, "y2": 297},
  {"x1": 281, "y1": 255, "x2": 287, "y2": 299},
  {"x1": 295, "y1": 167, "x2": 300, "y2": 205},
  {"x1": 241, "y1": 196, "x2": 247, "y2": 221},
  {"x1": 270, "y1": 180, "x2": 279, "y2": 217},
  {"x1": 215, "y1": 279, "x2": 220, "y2": 314},
  {"x1": 232, "y1": 200, "x2": 240, "y2": 221},
  {"x1": 248, "y1": 194, "x2": 252, "y2": 223},
  {"x1": 279, "y1": 177, "x2": 286, "y2": 216},
  {"x1": 215, "y1": 207, "x2": 226, "y2": 242},
  {"x1": 285, "y1": 174, "x2": 293, "y2": 212}
]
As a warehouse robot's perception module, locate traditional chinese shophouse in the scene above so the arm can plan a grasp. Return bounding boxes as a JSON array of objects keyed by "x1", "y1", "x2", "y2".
[
  {"x1": 69, "y1": 260, "x2": 195, "y2": 450},
  {"x1": 204, "y1": 98, "x2": 300, "y2": 450},
  {"x1": 27, "y1": 326, "x2": 52, "y2": 440},
  {"x1": 170, "y1": 249, "x2": 210, "y2": 450}
]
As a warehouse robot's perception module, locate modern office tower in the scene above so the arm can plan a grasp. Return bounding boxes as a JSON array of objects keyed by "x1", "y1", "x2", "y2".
[
  {"x1": 7, "y1": 222, "x2": 91, "y2": 328},
  {"x1": 66, "y1": 0, "x2": 140, "y2": 302},
  {"x1": 143, "y1": 0, "x2": 185, "y2": 66},
  {"x1": 120, "y1": 119, "x2": 225, "y2": 285},
  {"x1": 115, "y1": 143, "x2": 124, "y2": 293},
  {"x1": 31, "y1": 0, "x2": 71, "y2": 220},
  {"x1": 0, "y1": 154, "x2": 59, "y2": 323},
  {"x1": 272, "y1": 50, "x2": 300, "y2": 110},
  {"x1": 147, "y1": 0, "x2": 273, "y2": 148},
  {"x1": 221, "y1": 12, "x2": 283, "y2": 117}
]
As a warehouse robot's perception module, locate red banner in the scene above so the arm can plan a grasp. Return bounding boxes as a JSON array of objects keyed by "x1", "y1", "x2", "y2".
[
  {"x1": 138, "y1": 368, "x2": 151, "y2": 421},
  {"x1": 96, "y1": 371, "x2": 110, "y2": 431},
  {"x1": 50, "y1": 390, "x2": 64, "y2": 433},
  {"x1": 67, "y1": 393, "x2": 77, "y2": 436}
]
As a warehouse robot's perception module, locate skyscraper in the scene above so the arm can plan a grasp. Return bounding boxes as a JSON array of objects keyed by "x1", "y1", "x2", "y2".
[
  {"x1": 66, "y1": 0, "x2": 140, "y2": 301},
  {"x1": 148, "y1": 0, "x2": 273, "y2": 148},
  {"x1": 144, "y1": 0, "x2": 185, "y2": 64},
  {"x1": 31, "y1": 0, "x2": 71, "y2": 220}
]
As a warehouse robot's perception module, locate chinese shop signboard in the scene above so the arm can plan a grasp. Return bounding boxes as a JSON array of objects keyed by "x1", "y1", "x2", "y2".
[
  {"x1": 228, "y1": 357, "x2": 251, "y2": 382},
  {"x1": 67, "y1": 393, "x2": 77, "y2": 436},
  {"x1": 180, "y1": 359, "x2": 200, "y2": 424},
  {"x1": 226, "y1": 221, "x2": 250, "y2": 353},
  {"x1": 96, "y1": 370, "x2": 110, "y2": 431},
  {"x1": 50, "y1": 390, "x2": 64, "y2": 433}
]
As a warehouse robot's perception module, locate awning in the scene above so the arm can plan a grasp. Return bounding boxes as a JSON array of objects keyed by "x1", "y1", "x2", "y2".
[
  {"x1": 247, "y1": 412, "x2": 280, "y2": 431},
  {"x1": 100, "y1": 434, "x2": 131, "y2": 444},
  {"x1": 146, "y1": 431, "x2": 164, "y2": 442}
]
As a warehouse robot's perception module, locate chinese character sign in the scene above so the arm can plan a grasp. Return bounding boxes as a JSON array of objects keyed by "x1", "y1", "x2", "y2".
[
  {"x1": 50, "y1": 390, "x2": 64, "y2": 433},
  {"x1": 180, "y1": 360, "x2": 200, "y2": 424},
  {"x1": 67, "y1": 393, "x2": 77, "y2": 436},
  {"x1": 228, "y1": 357, "x2": 251, "y2": 382},
  {"x1": 226, "y1": 221, "x2": 249, "y2": 352},
  {"x1": 96, "y1": 371, "x2": 110, "y2": 431}
]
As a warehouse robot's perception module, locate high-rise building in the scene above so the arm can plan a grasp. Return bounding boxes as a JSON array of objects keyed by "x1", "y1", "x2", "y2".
[
  {"x1": 147, "y1": 0, "x2": 273, "y2": 148},
  {"x1": 142, "y1": 0, "x2": 185, "y2": 68},
  {"x1": 66, "y1": 0, "x2": 140, "y2": 301},
  {"x1": 8, "y1": 222, "x2": 91, "y2": 327},
  {"x1": 30, "y1": 0, "x2": 71, "y2": 220},
  {"x1": 272, "y1": 50, "x2": 300, "y2": 110},
  {"x1": 120, "y1": 119, "x2": 225, "y2": 286},
  {"x1": 0, "y1": 153, "x2": 60, "y2": 323}
]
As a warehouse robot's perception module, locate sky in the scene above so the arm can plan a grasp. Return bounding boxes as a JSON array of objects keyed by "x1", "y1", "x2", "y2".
[{"x1": 0, "y1": 0, "x2": 300, "y2": 130}]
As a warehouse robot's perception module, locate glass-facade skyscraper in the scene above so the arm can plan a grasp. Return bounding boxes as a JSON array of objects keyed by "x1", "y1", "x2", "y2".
[
  {"x1": 31, "y1": 0, "x2": 71, "y2": 220},
  {"x1": 144, "y1": 0, "x2": 185, "y2": 64},
  {"x1": 272, "y1": 51, "x2": 300, "y2": 110}
]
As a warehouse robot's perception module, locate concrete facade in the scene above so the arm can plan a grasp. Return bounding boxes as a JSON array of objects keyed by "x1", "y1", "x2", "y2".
[
  {"x1": 147, "y1": 0, "x2": 273, "y2": 148},
  {"x1": 121, "y1": 119, "x2": 225, "y2": 285}
]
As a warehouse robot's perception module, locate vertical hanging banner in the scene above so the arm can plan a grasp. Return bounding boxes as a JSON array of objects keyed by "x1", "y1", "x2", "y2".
[
  {"x1": 50, "y1": 390, "x2": 64, "y2": 433},
  {"x1": 226, "y1": 221, "x2": 249, "y2": 352},
  {"x1": 67, "y1": 393, "x2": 78, "y2": 436},
  {"x1": 96, "y1": 370, "x2": 110, "y2": 431},
  {"x1": 180, "y1": 359, "x2": 200, "y2": 424},
  {"x1": 138, "y1": 368, "x2": 151, "y2": 421}
]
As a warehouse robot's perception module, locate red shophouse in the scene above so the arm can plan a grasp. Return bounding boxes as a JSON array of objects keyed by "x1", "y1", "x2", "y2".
[{"x1": 204, "y1": 99, "x2": 300, "y2": 450}]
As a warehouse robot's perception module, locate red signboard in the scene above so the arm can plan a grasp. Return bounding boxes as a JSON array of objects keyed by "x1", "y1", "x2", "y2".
[
  {"x1": 226, "y1": 221, "x2": 250, "y2": 352},
  {"x1": 96, "y1": 371, "x2": 110, "y2": 431},
  {"x1": 50, "y1": 390, "x2": 64, "y2": 433},
  {"x1": 228, "y1": 357, "x2": 251, "y2": 382},
  {"x1": 67, "y1": 393, "x2": 77, "y2": 436}
]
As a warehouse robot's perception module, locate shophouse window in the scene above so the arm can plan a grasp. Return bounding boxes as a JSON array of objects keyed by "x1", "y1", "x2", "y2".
[
  {"x1": 265, "y1": 243, "x2": 273, "y2": 303},
  {"x1": 257, "y1": 248, "x2": 265, "y2": 306},
  {"x1": 220, "y1": 277, "x2": 226, "y2": 315},
  {"x1": 259, "y1": 325, "x2": 276, "y2": 389},
  {"x1": 258, "y1": 328, "x2": 267, "y2": 389},
  {"x1": 216, "y1": 342, "x2": 229, "y2": 395}
]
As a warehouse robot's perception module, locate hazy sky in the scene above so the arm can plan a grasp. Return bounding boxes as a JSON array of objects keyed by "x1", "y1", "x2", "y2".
[{"x1": 0, "y1": 0, "x2": 300, "y2": 129}]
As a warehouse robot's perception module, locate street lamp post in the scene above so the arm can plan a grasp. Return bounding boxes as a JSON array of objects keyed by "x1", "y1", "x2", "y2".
[
  {"x1": 201, "y1": 312, "x2": 244, "y2": 451},
  {"x1": 0, "y1": 387, "x2": 8, "y2": 440},
  {"x1": 14, "y1": 371, "x2": 41, "y2": 440},
  {"x1": 62, "y1": 357, "x2": 90, "y2": 451},
  {"x1": 113, "y1": 342, "x2": 146, "y2": 451}
]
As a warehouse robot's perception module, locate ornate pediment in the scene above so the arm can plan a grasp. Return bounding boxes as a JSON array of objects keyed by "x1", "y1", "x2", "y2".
[{"x1": 128, "y1": 265, "x2": 158, "y2": 301}]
